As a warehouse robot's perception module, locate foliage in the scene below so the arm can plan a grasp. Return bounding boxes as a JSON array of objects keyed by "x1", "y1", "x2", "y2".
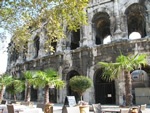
[
  {"x1": 0, "y1": 0, "x2": 89, "y2": 52},
  {"x1": 0, "y1": 74, "x2": 13, "y2": 90},
  {"x1": 69, "y1": 75, "x2": 92, "y2": 97},
  {"x1": 32, "y1": 68, "x2": 65, "y2": 103},
  {"x1": 6, "y1": 79, "x2": 25, "y2": 96},
  {"x1": 33, "y1": 68, "x2": 65, "y2": 89},
  {"x1": 23, "y1": 70, "x2": 36, "y2": 102},
  {"x1": 23, "y1": 70, "x2": 36, "y2": 86},
  {"x1": 99, "y1": 54, "x2": 148, "y2": 81},
  {"x1": 0, "y1": 74, "x2": 13, "y2": 101},
  {"x1": 99, "y1": 53, "x2": 148, "y2": 106}
]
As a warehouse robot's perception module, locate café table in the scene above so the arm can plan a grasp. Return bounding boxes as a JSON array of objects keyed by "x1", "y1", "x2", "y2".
[
  {"x1": 102, "y1": 108, "x2": 120, "y2": 113},
  {"x1": 0, "y1": 104, "x2": 43, "y2": 113},
  {"x1": 102, "y1": 107, "x2": 129, "y2": 113}
]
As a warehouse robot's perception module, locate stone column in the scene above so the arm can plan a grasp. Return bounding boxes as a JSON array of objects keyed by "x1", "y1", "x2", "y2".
[
  {"x1": 56, "y1": 39, "x2": 64, "y2": 52},
  {"x1": 38, "y1": 29, "x2": 47, "y2": 57},
  {"x1": 115, "y1": 72, "x2": 125, "y2": 105},
  {"x1": 112, "y1": 0, "x2": 123, "y2": 41},
  {"x1": 146, "y1": 9, "x2": 150, "y2": 36},
  {"x1": 26, "y1": 38, "x2": 35, "y2": 61},
  {"x1": 80, "y1": 25, "x2": 94, "y2": 47},
  {"x1": 80, "y1": 7, "x2": 94, "y2": 47}
]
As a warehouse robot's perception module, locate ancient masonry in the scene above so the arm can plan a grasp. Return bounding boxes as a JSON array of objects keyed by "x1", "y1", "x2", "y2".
[{"x1": 7, "y1": 0, "x2": 150, "y2": 105}]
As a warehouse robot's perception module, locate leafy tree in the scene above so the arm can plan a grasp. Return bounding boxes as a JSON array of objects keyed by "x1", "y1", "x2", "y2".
[
  {"x1": 0, "y1": 74, "x2": 13, "y2": 101},
  {"x1": 33, "y1": 68, "x2": 65, "y2": 104},
  {"x1": 99, "y1": 54, "x2": 147, "y2": 106},
  {"x1": 0, "y1": 0, "x2": 89, "y2": 52},
  {"x1": 6, "y1": 78, "x2": 25, "y2": 101},
  {"x1": 69, "y1": 75, "x2": 92, "y2": 101}
]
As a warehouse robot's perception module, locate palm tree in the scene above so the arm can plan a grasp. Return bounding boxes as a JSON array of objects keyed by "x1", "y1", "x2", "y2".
[
  {"x1": 6, "y1": 78, "x2": 24, "y2": 101},
  {"x1": 23, "y1": 71, "x2": 35, "y2": 102},
  {"x1": 33, "y1": 68, "x2": 65, "y2": 104},
  {"x1": 99, "y1": 54, "x2": 147, "y2": 106},
  {"x1": 0, "y1": 74, "x2": 13, "y2": 101}
]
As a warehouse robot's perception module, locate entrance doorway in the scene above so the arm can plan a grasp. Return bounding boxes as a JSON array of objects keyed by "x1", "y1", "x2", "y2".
[{"x1": 94, "y1": 69, "x2": 116, "y2": 104}]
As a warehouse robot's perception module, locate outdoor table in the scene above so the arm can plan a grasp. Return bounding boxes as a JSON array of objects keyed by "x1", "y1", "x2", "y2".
[
  {"x1": 102, "y1": 107, "x2": 129, "y2": 113},
  {"x1": 0, "y1": 104, "x2": 43, "y2": 113},
  {"x1": 102, "y1": 108, "x2": 120, "y2": 113}
]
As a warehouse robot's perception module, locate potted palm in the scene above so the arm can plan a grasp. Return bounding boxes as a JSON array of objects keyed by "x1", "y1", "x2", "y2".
[{"x1": 69, "y1": 75, "x2": 92, "y2": 113}]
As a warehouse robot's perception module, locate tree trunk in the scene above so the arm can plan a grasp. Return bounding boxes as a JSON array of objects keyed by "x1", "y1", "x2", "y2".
[
  {"x1": 124, "y1": 71, "x2": 133, "y2": 106},
  {"x1": 44, "y1": 85, "x2": 50, "y2": 104},
  {"x1": 14, "y1": 94, "x2": 17, "y2": 101},
  {"x1": 25, "y1": 83, "x2": 31, "y2": 102},
  {"x1": 0, "y1": 85, "x2": 5, "y2": 101}
]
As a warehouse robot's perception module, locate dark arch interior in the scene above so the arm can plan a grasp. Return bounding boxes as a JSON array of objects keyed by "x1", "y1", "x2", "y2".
[
  {"x1": 94, "y1": 69, "x2": 116, "y2": 104},
  {"x1": 34, "y1": 36, "x2": 40, "y2": 58},
  {"x1": 125, "y1": 3, "x2": 147, "y2": 37},
  {"x1": 71, "y1": 29, "x2": 80, "y2": 50},
  {"x1": 66, "y1": 70, "x2": 80, "y2": 102},
  {"x1": 92, "y1": 12, "x2": 111, "y2": 45}
]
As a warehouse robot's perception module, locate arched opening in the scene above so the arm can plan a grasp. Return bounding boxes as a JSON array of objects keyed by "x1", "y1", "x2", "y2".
[
  {"x1": 92, "y1": 12, "x2": 111, "y2": 45},
  {"x1": 66, "y1": 70, "x2": 80, "y2": 102},
  {"x1": 131, "y1": 69, "x2": 150, "y2": 104},
  {"x1": 125, "y1": 3, "x2": 147, "y2": 38},
  {"x1": 34, "y1": 36, "x2": 40, "y2": 58},
  {"x1": 30, "y1": 86, "x2": 38, "y2": 101},
  {"x1": 71, "y1": 29, "x2": 80, "y2": 50},
  {"x1": 49, "y1": 87, "x2": 57, "y2": 103},
  {"x1": 94, "y1": 69, "x2": 116, "y2": 104},
  {"x1": 51, "y1": 41, "x2": 57, "y2": 52}
]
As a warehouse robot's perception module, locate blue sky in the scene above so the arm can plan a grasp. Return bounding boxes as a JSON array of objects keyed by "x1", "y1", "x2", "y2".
[{"x1": 0, "y1": 28, "x2": 11, "y2": 74}]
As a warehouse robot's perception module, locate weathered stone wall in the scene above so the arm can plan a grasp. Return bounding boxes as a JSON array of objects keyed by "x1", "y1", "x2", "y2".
[
  {"x1": 6, "y1": 0, "x2": 150, "y2": 104},
  {"x1": 7, "y1": 37, "x2": 150, "y2": 104}
]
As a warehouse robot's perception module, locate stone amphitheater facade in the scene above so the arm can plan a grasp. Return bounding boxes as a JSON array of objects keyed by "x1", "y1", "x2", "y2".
[{"x1": 7, "y1": 0, "x2": 150, "y2": 105}]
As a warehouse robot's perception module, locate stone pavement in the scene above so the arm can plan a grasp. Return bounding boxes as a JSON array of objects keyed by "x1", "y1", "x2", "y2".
[{"x1": 52, "y1": 104, "x2": 150, "y2": 113}]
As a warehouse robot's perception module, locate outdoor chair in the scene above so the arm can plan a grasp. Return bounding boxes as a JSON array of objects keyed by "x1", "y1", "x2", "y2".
[
  {"x1": 1, "y1": 100, "x2": 7, "y2": 104},
  {"x1": 140, "y1": 104, "x2": 146, "y2": 111},
  {"x1": 66, "y1": 106, "x2": 80, "y2": 113},
  {"x1": 20, "y1": 102, "x2": 30, "y2": 106},
  {"x1": 7, "y1": 104, "x2": 23, "y2": 113},
  {"x1": 92, "y1": 103, "x2": 103, "y2": 113},
  {"x1": 0, "y1": 108, "x2": 4, "y2": 113},
  {"x1": 37, "y1": 103, "x2": 45, "y2": 111},
  {"x1": 21, "y1": 101, "x2": 33, "y2": 107},
  {"x1": 120, "y1": 109, "x2": 129, "y2": 113}
]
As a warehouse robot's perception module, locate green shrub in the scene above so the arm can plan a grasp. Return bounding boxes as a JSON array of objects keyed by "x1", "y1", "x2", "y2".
[{"x1": 69, "y1": 75, "x2": 92, "y2": 100}]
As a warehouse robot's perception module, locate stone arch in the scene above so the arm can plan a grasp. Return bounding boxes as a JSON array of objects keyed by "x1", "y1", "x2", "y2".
[
  {"x1": 66, "y1": 70, "x2": 80, "y2": 102},
  {"x1": 93, "y1": 69, "x2": 116, "y2": 104},
  {"x1": 131, "y1": 69, "x2": 150, "y2": 104},
  {"x1": 125, "y1": 3, "x2": 147, "y2": 38},
  {"x1": 66, "y1": 28, "x2": 80, "y2": 50},
  {"x1": 92, "y1": 12, "x2": 111, "y2": 45}
]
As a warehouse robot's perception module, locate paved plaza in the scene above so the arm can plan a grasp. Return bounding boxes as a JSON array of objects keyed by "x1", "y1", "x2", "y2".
[{"x1": 52, "y1": 104, "x2": 150, "y2": 113}]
